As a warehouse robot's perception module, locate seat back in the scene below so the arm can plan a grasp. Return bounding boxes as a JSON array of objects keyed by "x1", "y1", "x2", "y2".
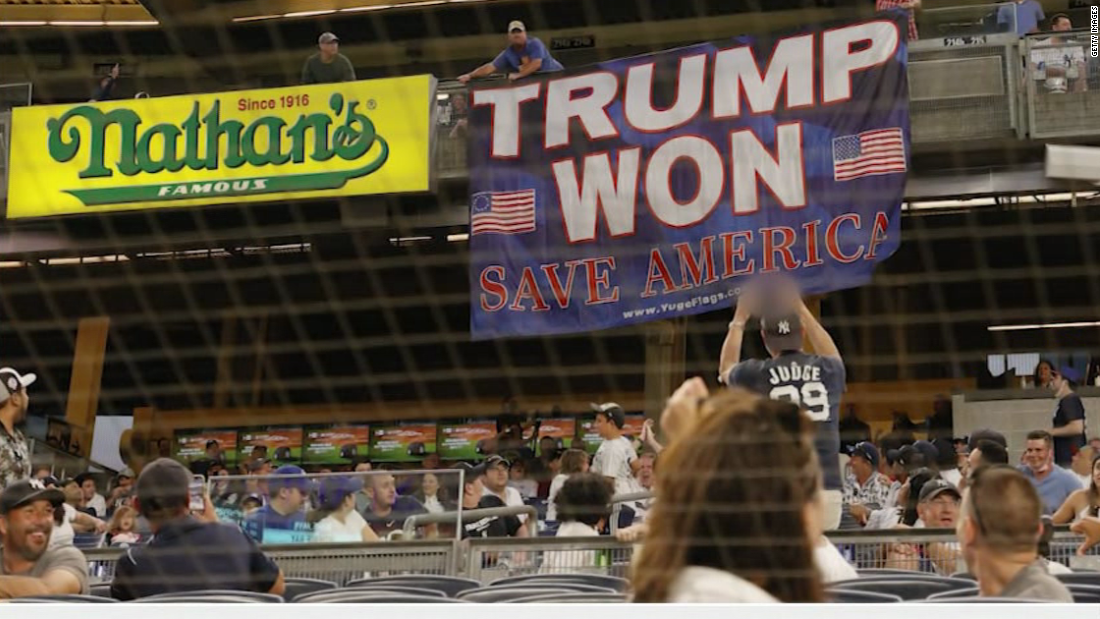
[
  {"x1": 144, "y1": 589, "x2": 284, "y2": 603},
  {"x1": 513, "y1": 592, "x2": 627, "y2": 603},
  {"x1": 294, "y1": 591, "x2": 465, "y2": 603},
  {"x1": 345, "y1": 575, "x2": 481, "y2": 597},
  {"x1": 1056, "y1": 572, "x2": 1100, "y2": 586},
  {"x1": 826, "y1": 589, "x2": 904, "y2": 603},
  {"x1": 830, "y1": 578, "x2": 973, "y2": 600},
  {"x1": 926, "y1": 587, "x2": 980, "y2": 600},
  {"x1": 490, "y1": 573, "x2": 629, "y2": 592},
  {"x1": 132, "y1": 595, "x2": 266, "y2": 603},
  {"x1": 282, "y1": 578, "x2": 337, "y2": 601},
  {"x1": 1066, "y1": 584, "x2": 1100, "y2": 603},
  {"x1": 458, "y1": 587, "x2": 579, "y2": 603},
  {"x1": 10, "y1": 594, "x2": 117, "y2": 603},
  {"x1": 921, "y1": 597, "x2": 1051, "y2": 603},
  {"x1": 89, "y1": 583, "x2": 113, "y2": 598}
]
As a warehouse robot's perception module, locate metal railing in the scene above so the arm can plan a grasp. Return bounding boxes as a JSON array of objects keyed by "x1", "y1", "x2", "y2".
[
  {"x1": 403, "y1": 505, "x2": 538, "y2": 537},
  {"x1": 79, "y1": 527, "x2": 1100, "y2": 586}
]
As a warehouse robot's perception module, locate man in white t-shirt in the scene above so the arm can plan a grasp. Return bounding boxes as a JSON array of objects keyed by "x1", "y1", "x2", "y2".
[
  {"x1": 76, "y1": 473, "x2": 106, "y2": 518},
  {"x1": 590, "y1": 403, "x2": 646, "y2": 525},
  {"x1": 482, "y1": 454, "x2": 529, "y2": 535}
]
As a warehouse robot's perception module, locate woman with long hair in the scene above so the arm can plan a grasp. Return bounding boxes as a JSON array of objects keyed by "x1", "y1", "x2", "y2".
[
  {"x1": 632, "y1": 386, "x2": 824, "y2": 603},
  {"x1": 413, "y1": 472, "x2": 453, "y2": 514},
  {"x1": 1053, "y1": 453, "x2": 1100, "y2": 524}
]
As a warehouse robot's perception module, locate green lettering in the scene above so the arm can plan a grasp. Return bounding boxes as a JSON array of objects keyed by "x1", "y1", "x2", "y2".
[
  {"x1": 135, "y1": 123, "x2": 184, "y2": 174},
  {"x1": 286, "y1": 114, "x2": 333, "y2": 163},
  {"x1": 202, "y1": 101, "x2": 245, "y2": 170},
  {"x1": 242, "y1": 117, "x2": 290, "y2": 167},
  {"x1": 47, "y1": 106, "x2": 141, "y2": 179}
]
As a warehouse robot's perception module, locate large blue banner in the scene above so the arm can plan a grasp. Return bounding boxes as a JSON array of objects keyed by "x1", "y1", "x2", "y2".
[{"x1": 468, "y1": 14, "x2": 909, "y2": 340}]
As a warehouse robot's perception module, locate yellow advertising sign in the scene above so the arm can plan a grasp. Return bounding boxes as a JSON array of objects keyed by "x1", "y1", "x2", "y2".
[{"x1": 7, "y1": 74, "x2": 436, "y2": 219}]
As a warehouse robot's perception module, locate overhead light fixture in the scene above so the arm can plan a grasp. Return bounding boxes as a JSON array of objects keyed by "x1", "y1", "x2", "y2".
[
  {"x1": 43, "y1": 20, "x2": 159, "y2": 26},
  {"x1": 988, "y1": 321, "x2": 1100, "y2": 332},
  {"x1": 284, "y1": 10, "x2": 337, "y2": 17},
  {"x1": 0, "y1": 21, "x2": 47, "y2": 26},
  {"x1": 447, "y1": 233, "x2": 470, "y2": 242},
  {"x1": 103, "y1": 21, "x2": 159, "y2": 26},
  {"x1": 401, "y1": 0, "x2": 446, "y2": 6}
]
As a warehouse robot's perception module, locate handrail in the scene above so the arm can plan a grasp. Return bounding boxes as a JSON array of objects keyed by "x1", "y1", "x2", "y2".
[
  {"x1": 403, "y1": 505, "x2": 538, "y2": 537},
  {"x1": 608, "y1": 490, "x2": 653, "y2": 534}
]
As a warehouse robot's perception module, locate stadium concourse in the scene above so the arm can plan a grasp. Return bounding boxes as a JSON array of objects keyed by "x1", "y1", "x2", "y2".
[{"x1": 2, "y1": 0, "x2": 1100, "y2": 607}]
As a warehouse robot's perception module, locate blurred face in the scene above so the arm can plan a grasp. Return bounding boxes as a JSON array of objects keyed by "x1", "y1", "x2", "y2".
[
  {"x1": 206, "y1": 444, "x2": 219, "y2": 458},
  {"x1": 62, "y1": 482, "x2": 82, "y2": 504},
  {"x1": 485, "y1": 463, "x2": 508, "y2": 492},
  {"x1": 423, "y1": 453, "x2": 440, "y2": 470},
  {"x1": 354, "y1": 462, "x2": 372, "y2": 473},
  {"x1": 967, "y1": 448, "x2": 983, "y2": 473},
  {"x1": 81, "y1": 479, "x2": 97, "y2": 499},
  {"x1": 370, "y1": 474, "x2": 397, "y2": 508},
  {"x1": 919, "y1": 493, "x2": 960, "y2": 527},
  {"x1": 1053, "y1": 17, "x2": 1072, "y2": 32},
  {"x1": 1051, "y1": 373, "x2": 1067, "y2": 391},
  {"x1": 1024, "y1": 439, "x2": 1051, "y2": 472},
  {"x1": 508, "y1": 29, "x2": 527, "y2": 47},
  {"x1": 280, "y1": 486, "x2": 306, "y2": 511},
  {"x1": 464, "y1": 476, "x2": 484, "y2": 504},
  {"x1": 540, "y1": 438, "x2": 556, "y2": 456},
  {"x1": 33, "y1": 469, "x2": 50, "y2": 481},
  {"x1": 118, "y1": 476, "x2": 133, "y2": 489},
  {"x1": 422, "y1": 473, "x2": 439, "y2": 496},
  {"x1": 0, "y1": 500, "x2": 54, "y2": 561},
  {"x1": 120, "y1": 515, "x2": 134, "y2": 532},
  {"x1": 510, "y1": 463, "x2": 526, "y2": 480},
  {"x1": 1038, "y1": 363, "x2": 1054, "y2": 384},
  {"x1": 636, "y1": 456, "x2": 655, "y2": 488},
  {"x1": 320, "y1": 40, "x2": 339, "y2": 56},
  {"x1": 850, "y1": 454, "x2": 872, "y2": 478},
  {"x1": 1092, "y1": 459, "x2": 1100, "y2": 487}
]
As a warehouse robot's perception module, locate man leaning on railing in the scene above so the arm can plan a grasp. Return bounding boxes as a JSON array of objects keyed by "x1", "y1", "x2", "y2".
[{"x1": 458, "y1": 21, "x2": 563, "y2": 84}]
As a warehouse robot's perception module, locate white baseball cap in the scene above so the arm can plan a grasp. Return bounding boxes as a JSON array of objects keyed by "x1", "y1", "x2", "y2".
[
  {"x1": 0, "y1": 368, "x2": 35, "y2": 403},
  {"x1": 508, "y1": 20, "x2": 526, "y2": 33}
]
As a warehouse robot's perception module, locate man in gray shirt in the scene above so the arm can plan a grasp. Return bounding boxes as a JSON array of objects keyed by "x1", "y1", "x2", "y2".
[
  {"x1": 301, "y1": 32, "x2": 356, "y2": 85},
  {"x1": 0, "y1": 480, "x2": 90, "y2": 598},
  {"x1": 958, "y1": 466, "x2": 1073, "y2": 602}
]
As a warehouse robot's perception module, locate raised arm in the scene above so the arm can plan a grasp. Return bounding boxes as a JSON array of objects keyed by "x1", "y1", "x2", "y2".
[
  {"x1": 797, "y1": 297, "x2": 841, "y2": 359},
  {"x1": 718, "y1": 292, "x2": 755, "y2": 382},
  {"x1": 458, "y1": 62, "x2": 498, "y2": 84}
]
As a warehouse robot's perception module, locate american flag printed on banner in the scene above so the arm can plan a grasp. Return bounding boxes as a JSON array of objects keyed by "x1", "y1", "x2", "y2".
[
  {"x1": 832, "y1": 128, "x2": 907, "y2": 181},
  {"x1": 470, "y1": 189, "x2": 537, "y2": 235}
]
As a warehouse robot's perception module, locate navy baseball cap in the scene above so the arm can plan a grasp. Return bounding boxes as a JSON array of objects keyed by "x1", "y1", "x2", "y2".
[
  {"x1": 591, "y1": 402, "x2": 626, "y2": 429},
  {"x1": 1057, "y1": 366, "x2": 1082, "y2": 384},
  {"x1": 0, "y1": 480, "x2": 64, "y2": 514},
  {"x1": 454, "y1": 462, "x2": 488, "y2": 481},
  {"x1": 912, "y1": 440, "x2": 939, "y2": 464},
  {"x1": 967, "y1": 429, "x2": 1007, "y2": 452},
  {"x1": 484, "y1": 454, "x2": 511, "y2": 469},
  {"x1": 318, "y1": 476, "x2": 362, "y2": 511},
  {"x1": 848, "y1": 441, "x2": 881, "y2": 469},
  {"x1": 269, "y1": 465, "x2": 314, "y2": 493},
  {"x1": 761, "y1": 311, "x2": 803, "y2": 352}
]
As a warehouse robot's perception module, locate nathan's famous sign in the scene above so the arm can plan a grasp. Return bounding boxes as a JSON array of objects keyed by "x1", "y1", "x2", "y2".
[{"x1": 7, "y1": 75, "x2": 436, "y2": 218}]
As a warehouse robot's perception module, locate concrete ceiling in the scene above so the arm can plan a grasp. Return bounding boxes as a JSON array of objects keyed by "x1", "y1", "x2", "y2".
[{"x1": 0, "y1": 0, "x2": 156, "y2": 21}]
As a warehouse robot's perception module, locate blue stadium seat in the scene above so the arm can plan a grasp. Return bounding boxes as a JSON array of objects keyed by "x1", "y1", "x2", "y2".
[
  {"x1": 345, "y1": 575, "x2": 481, "y2": 597},
  {"x1": 330, "y1": 585, "x2": 447, "y2": 598},
  {"x1": 827, "y1": 589, "x2": 903, "y2": 603},
  {"x1": 1066, "y1": 584, "x2": 1100, "y2": 603},
  {"x1": 490, "y1": 573, "x2": 630, "y2": 592},
  {"x1": 132, "y1": 595, "x2": 269, "y2": 603},
  {"x1": 459, "y1": 587, "x2": 582, "y2": 603},
  {"x1": 294, "y1": 588, "x2": 449, "y2": 603},
  {"x1": 857, "y1": 569, "x2": 931, "y2": 578}
]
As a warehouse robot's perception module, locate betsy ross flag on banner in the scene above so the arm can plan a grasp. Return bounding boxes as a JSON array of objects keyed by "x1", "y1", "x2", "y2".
[
  {"x1": 832, "y1": 127, "x2": 907, "y2": 181},
  {"x1": 471, "y1": 189, "x2": 537, "y2": 235}
]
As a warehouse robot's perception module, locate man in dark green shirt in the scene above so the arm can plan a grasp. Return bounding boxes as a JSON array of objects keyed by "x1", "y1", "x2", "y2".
[{"x1": 301, "y1": 32, "x2": 356, "y2": 85}]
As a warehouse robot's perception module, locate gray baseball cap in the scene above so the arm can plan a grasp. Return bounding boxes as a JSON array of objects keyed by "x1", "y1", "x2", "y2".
[{"x1": 318, "y1": 32, "x2": 339, "y2": 44}]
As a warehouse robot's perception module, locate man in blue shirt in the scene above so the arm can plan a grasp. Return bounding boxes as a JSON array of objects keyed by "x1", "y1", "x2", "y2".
[
  {"x1": 998, "y1": 0, "x2": 1045, "y2": 36},
  {"x1": 110, "y1": 458, "x2": 284, "y2": 600},
  {"x1": 242, "y1": 465, "x2": 313, "y2": 544},
  {"x1": 458, "y1": 20, "x2": 563, "y2": 84},
  {"x1": 363, "y1": 471, "x2": 429, "y2": 539},
  {"x1": 1018, "y1": 430, "x2": 1082, "y2": 514}
]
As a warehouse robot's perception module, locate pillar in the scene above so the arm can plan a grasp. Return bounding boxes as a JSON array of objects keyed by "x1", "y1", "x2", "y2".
[
  {"x1": 64, "y1": 317, "x2": 110, "y2": 456},
  {"x1": 643, "y1": 318, "x2": 686, "y2": 431}
]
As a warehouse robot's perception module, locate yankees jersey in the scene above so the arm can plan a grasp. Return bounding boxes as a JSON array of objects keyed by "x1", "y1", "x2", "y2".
[{"x1": 727, "y1": 351, "x2": 845, "y2": 491}]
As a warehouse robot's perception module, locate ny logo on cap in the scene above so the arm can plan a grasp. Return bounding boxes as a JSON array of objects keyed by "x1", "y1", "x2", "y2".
[
  {"x1": 6, "y1": 378, "x2": 16, "y2": 392},
  {"x1": 778, "y1": 320, "x2": 791, "y2": 335},
  {"x1": 28, "y1": 479, "x2": 45, "y2": 490}
]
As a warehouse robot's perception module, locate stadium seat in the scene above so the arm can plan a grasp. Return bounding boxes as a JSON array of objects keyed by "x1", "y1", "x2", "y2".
[
  {"x1": 326, "y1": 585, "x2": 448, "y2": 598},
  {"x1": 345, "y1": 575, "x2": 481, "y2": 597},
  {"x1": 1066, "y1": 584, "x2": 1100, "y2": 603},
  {"x1": 926, "y1": 587, "x2": 980, "y2": 599},
  {"x1": 921, "y1": 597, "x2": 1049, "y2": 604},
  {"x1": 132, "y1": 595, "x2": 269, "y2": 603},
  {"x1": 826, "y1": 589, "x2": 904, "y2": 603},
  {"x1": 89, "y1": 583, "x2": 113, "y2": 598},
  {"x1": 282, "y1": 577, "x2": 337, "y2": 601},
  {"x1": 857, "y1": 568, "x2": 930, "y2": 578},
  {"x1": 1056, "y1": 572, "x2": 1100, "y2": 586},
  {"x1": 829, "y1": 577, "x2": 974, "y2": 600},
  {"x1": 466, "y1": 582, "x2": 613, "y2": 596},
  {"x1": 949, "y1": 572, "x2": 977, "y2": 580},
  {"x1": 10, "y1": 594, "x2": 117, "y2": 603},
  {"x1": 294, "y1": 591, "x2": 466, "y2": 603},
  {"x1": 142, "y1": 590, "x2": 284, "y2": 603},
  {"x1": 512, "y1": 592, "x2": 627, "y2": 603},
  {"x1": 458, "y1": 587, "x2": 585, "y2": 603},
  {"x1": 490, "y1": 573, "x2": 630, "y2": 592}
]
